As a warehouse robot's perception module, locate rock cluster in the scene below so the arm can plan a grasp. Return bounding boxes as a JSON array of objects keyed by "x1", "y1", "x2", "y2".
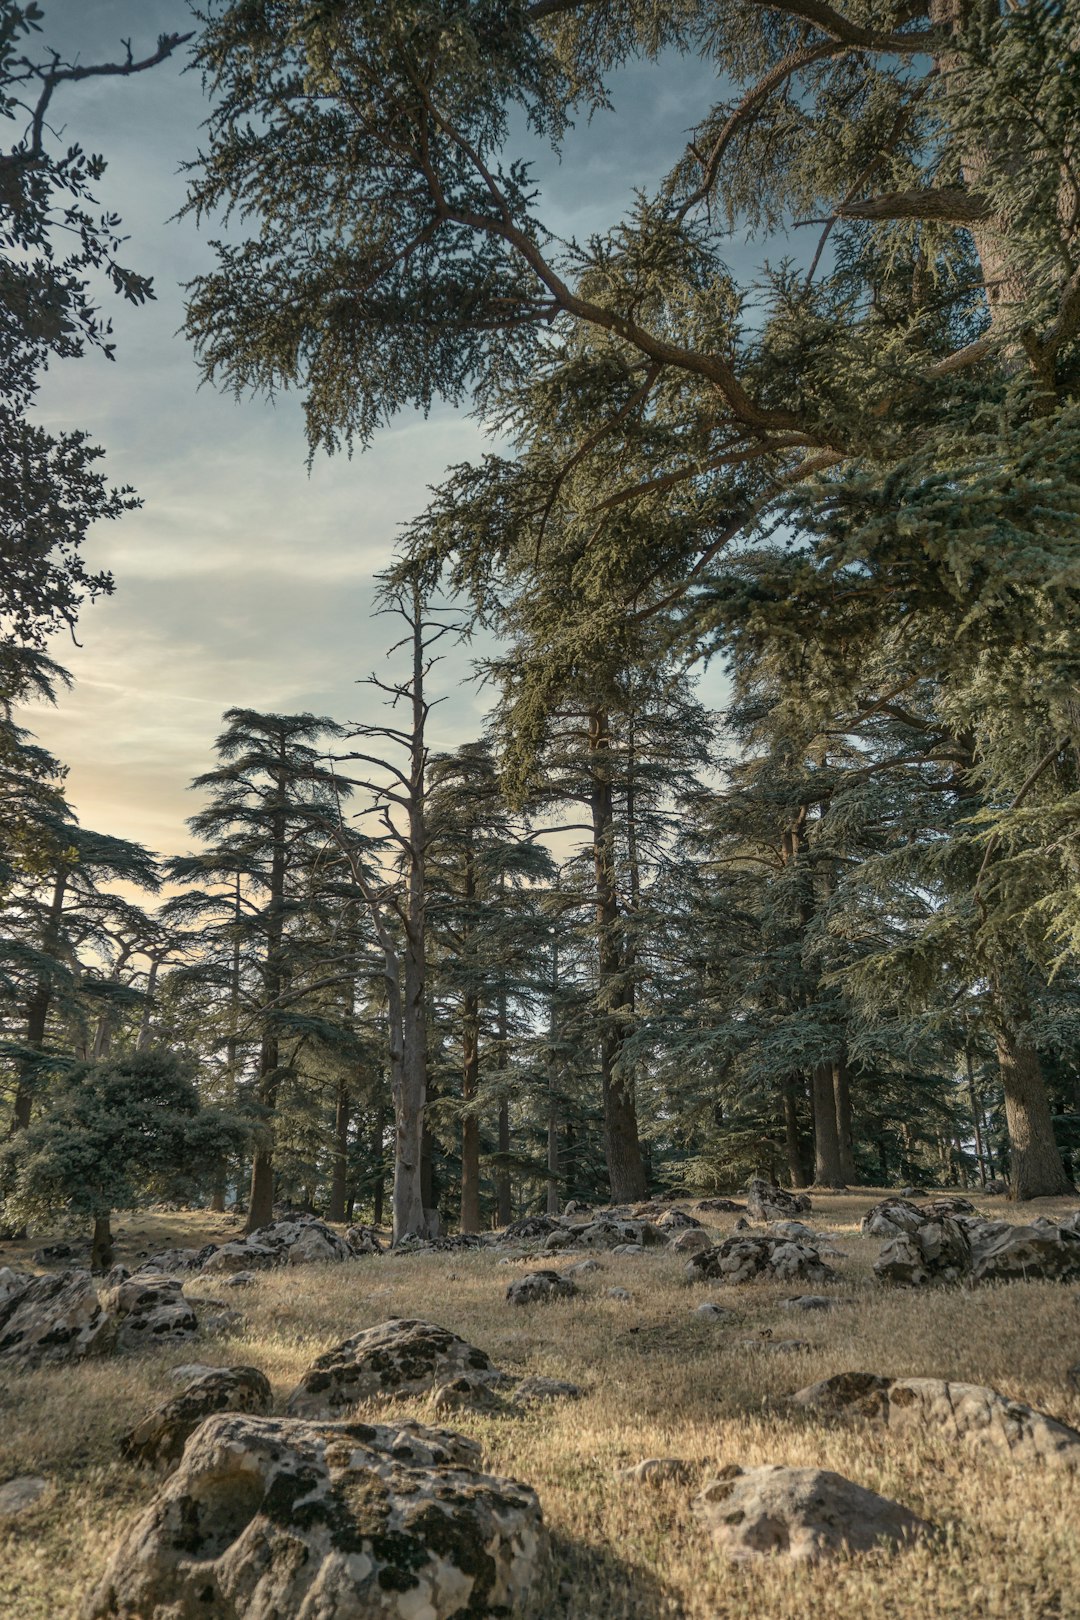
[
  {"x1": 202, "y1": 1215, "x2": 358, "y2": 1274},
  {"x1": 788, "y1": 1371, "x2": 1080, "y2": 1468},
  {"x1": 85, "y1": 1412, "x2": 546, "y2": 1620},
  {"x1": 686, "y1": 1235, "x2": 836, "y2": 1287}
]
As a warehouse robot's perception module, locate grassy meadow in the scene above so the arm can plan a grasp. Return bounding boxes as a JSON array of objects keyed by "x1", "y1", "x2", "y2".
[{"x1": 2, "y1": 1192, "x2": 1079, "y2": 1619}]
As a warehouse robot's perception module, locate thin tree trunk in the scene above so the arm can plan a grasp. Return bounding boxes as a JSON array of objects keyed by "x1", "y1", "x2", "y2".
[
  {"x1": 246, "y1": 752, "x2": 288, "y2": 1235},
  {"x1": 782, "y1": 1075, "x2": 809, "y2": 1188},
  {"x1": 966, "y1": 1046, "x2": 987, "y2": 1188},
  {"x1": 589, "y1": 708, "x2": 647, "y2": 1202},
  {"x1": 328, "y1": 1076, "x2": 350, "y2": 1223},
  {"x1": 833, "y1": 1054, "x2": 857, "y2": 1183},
  {"x1": 372, "y1": 1106, "x2": 385, "y2": 1227},
  {"x1": 460, "y1": 992, "x2": 481, "y2": 1232},
  {"x1": 995, "y1": 1023, "x2": 1074, "y2": 1198},
  {"x1": 495, "y1": 987, "x2": 512, "y2": 1225},
  {"x1": 546, "y1": 933, "x2": 560, "y2": 1216}
]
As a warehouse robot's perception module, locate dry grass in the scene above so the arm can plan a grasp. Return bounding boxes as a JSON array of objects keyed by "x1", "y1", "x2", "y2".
[{"x1": 2, "y1": 1192, "x2": 1080, "y2": 1619}]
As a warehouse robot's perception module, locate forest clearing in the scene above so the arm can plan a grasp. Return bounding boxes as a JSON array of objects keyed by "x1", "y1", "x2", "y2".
[
  {"x1": 2, "y1": 1192, "x2": 1080, "y2": 1620},
  {"x1": 4, "y1": 0, "x2": 1080, "y2": 1615}
]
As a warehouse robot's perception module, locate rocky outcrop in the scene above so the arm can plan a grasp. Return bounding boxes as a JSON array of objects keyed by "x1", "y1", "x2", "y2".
[
  {"x1": 861, "y1": 1197, "x2": 976, "y2": 1238},
  {"x1": 0, "y1": 1268, "x2": 116, "y2": 1364},
  {"x1": 121, "y1": 1366, "x2": 273, "y2": 1468},
  {"x1": 787, "y1": 1371, "x2": 1080, "y2": 1468},
  {"x1": 0, "y1": 1475, "x2": 48, "y2": 1518},
  {"x1": 545, "y1": 1216, "x2": 666, "y2": 1252},
  {"x1": 100, "y1": 1273, "x2": 197, "y2": 1349},
  {"x1": 135, "y1": 1244, "x2": 217, "y2": 1275},
  {"x1": 506, "y1": 1270, "x2": 578, "y2": 1306},
  {"x1": 345, "y1": 1223, "x2": 385, "y2": 1255},
  {"x1": 697, "y1": 1198, "x2": 746, "y2": 1213},
  {"x1": 201, "y1": 1215, "x2": 353, "y2": 1275},
  {"x1": 692, "y1": 1464, "x2": 931, "y2": 1562},
  {"x1": 85, "y1": 1412, "x2": 546, "y2": 1619},
  {"x1": 874, "y1": 1215, "x2": 1080, "y2": 1287},
  {"x1": 287, "y1": 1319, "x2": 499, "y2": 1417},
  {"x1": 746, "y1": 1179, "x2": 812, "y2": 1222},
  {"x1": 686, "y1": 1236, "x2": 836, "y2": 1287},
  {"x1": 656, "y1": 1209, "x2": 703, "y2": 1231}
]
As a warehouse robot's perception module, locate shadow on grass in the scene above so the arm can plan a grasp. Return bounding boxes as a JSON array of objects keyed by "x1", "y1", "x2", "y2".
[{"x1": 538, "y1": 1532, "x2": 685, "y2": 1620}]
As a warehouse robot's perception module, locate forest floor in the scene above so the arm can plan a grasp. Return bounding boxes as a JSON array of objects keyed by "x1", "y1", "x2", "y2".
[{"x1": 2, "y1": 1191, "x2": 1079, "y2": 1619}]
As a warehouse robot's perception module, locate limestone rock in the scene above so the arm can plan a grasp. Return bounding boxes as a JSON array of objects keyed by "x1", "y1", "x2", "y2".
[
  {"x1": 740, "y1": 1337, "x2": 811, "y2": 1354},
  {"x1": 698, "y1": 1198, "x2": 745, "y2": 1213},
  {"x1": 563, "y1": 1200, "x2": 591, "y2": 1217},
  {"x1": 502, "y1": 1214, "x2": 561, "y2": 1242},
  {"x1": 168, "y1": 1362, "x2": 224, "y2": 1385},
  {"x1": 0, "y1": 1474, "x2": 48, "y2": 1518},
  {"x1": 606, "y1": 1287, "x2": 632, "y2": 1302},
  {"x1": 287, "y1": 1319, "x2": 499, "y2": 1417},
  {"x1": 656, "y1": 1208, "x2": 703, "y2": 1231},
  {"x1": 430, "y1": 1374, "x2": 508, "y2": 1417},
  {"x1": 694, "y1": 1302, "x2": 739, "y2": 1322},
  {"x1": 767, "y1": 1220, "x2": 817, "y2": 1241},
  {"x1": 565, "y1": 1259, "x2": 602, "y2": 1276},
  {"x1": 969, "y1": 1222, "x2": 1080, "y2": 1285},
  {"x1": 0, "y1": 1269, "x2": 116, "y2": 1364},
  {"x1": 616, "y1": 1458, "x2": 691, "y2": 1485},
  {"x1": 506, "y1": 1270, "x2": 578, "y2": 1306},
  {"x1": 746, "y1": 1179, "x2": 812, "y2": 1222},
  {"x1": 687, "y1": 1236, "x2": 836, "y2": 1287},
  {"x1": 84, "y1": 1412, "x2": 546, "y2": 1619},
  {"x1": 101, "y1": 1273, "x2": 198, "y2": 1350},
  {"x1": 201, "y1": 1216, "x2": 352, "y2": 1275},
  {"x1": 787, "y1": 1371, "x2": 1080, "y2": 1468},
  {"x1": 693, "y1": 1464, "x2": 931, "y2": 1562},
  {"x1": 873, "y1": 1217, "x2": 972, "y2": 1286},
  {"x1": 345, "y1": 1223, "x2": 385, "y2": 1256},
  {"x1": 861, "y1": 1199, "x2": 926, "y2": 1238},
  {"x1": 121, "y1": 1366, "x2": 273, "y2": 1468},
  {"x1": 549, "y1": 1216, "x2": 665, "y2": 1252},
  {"x1": 669, "y1": 1228, "x2": 711, "y2": 1255},
  {"x1": 136, "y1": 1244, "x2": 217, "y2": 1275},
  {"x1": 201, "y1": 1240, "x2": 277, "y2": 1275},
  {"x1": 781, "y1": 1295, "x2": 838, "y2": 1311}
]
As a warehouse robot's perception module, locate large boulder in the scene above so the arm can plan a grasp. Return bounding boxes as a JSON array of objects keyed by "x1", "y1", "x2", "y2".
[
  {"x1": 655, "y1": 1208, "x2": 703, "y2": 1231},
  {"x1": 287, "y1": 1319, "x2": 499, "y2": 1417},
  {"x1": 84, "y1": 1412, "x2": 546, "y2": 1619},
  {"x1": 501, "y1": 1214, "x2": 561, "y2": 1242},
  {"x1": 873, "y1": 1217, "x2": 972, "y2": 1286},
  {"x1": 345, "y1": 1223, "x2": 386, "y2": 1256},
  {"x1": 860, "y1": 1198, "x2": 927, "y2": 1238},
  {"x1": 100, "y1": 1273, "x2": 197, "y2": 1350},
  {"x1": 788, "y1": 1371, "x2": 1080, "y2": 1468},
  {"x1": 506, "y1": 1270, "x2": 578, "y2": 1306},
  {"x1": 0, "y1": 1268, "x2": 116, "y2": 1364},
  {"x1": 121, "y1": 1366, "x2": 273, "y2": 1468},
  {"x1": 969, "y1": 1222, "x2": 1080, "y2": 1285},
  {"x1": 698, "y1": 1198, "x2": 745, "y2": 1213},
  {"x1": 669, "y1": 1228, "x2": 712, "y2": 1255},
  {"x1": 686, "y1": 1236, "x2": 836, "y2": 1287},
  {"x1": 746, "y1": 1179, "x2": 811, "y2": 1222},
  {"x1": 692, "y1": 1464, "x2": 931, "y2": 1563},
  {"x1": 200, "y1": 1216, "x2": 353, "y2": 1275},
  {"x1": 549, "y1": 1217, "x2": 665, "y2": 1252},
  {"x1": 135, "y1": 1244, "x2": 217, "y2": 1275}
]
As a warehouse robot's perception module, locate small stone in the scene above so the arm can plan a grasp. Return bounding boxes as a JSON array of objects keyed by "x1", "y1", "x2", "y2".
[
  {"x1": 616, "y1": 1457, "x2": 692, "y2": 1485},
  {"x1": 693, "y1": 1464, "x2": 931, "y2": 1562},
  {"x1": 506, "y1": 1269, "x2": 578, "y2": 1306},
  {"x1": 512, "y1": 1376, "x2": 583, "y2": 1403},
  {"x1": 669, "y1": 1228, "x2": 711, "y2": 1255},
  {"x1": 694, "y1": 1303, "x2": 738, "y2": 1322},
  {"x1": 781, "y1": 1296, "x2": 837, "y2": 1312},
  {"x1": 740, "y1": 1338, "x2": 811, "y2": 1354},
  {"x1": 565, "y1": 1259, "x2": 602, "y2": 1276},
  {"x1": 606, "y1": 1287, "x2": 632, "y2": 1301},
  {"x1": 0, "y1": 1475, "x2": 48, "y2": 1518},
  {"x1": 746, "y1": 1179, "x2": 812, "y2": 1222},
  {"x1": 429, "y1": 1373, "x2": 507, "y2": 1417}
]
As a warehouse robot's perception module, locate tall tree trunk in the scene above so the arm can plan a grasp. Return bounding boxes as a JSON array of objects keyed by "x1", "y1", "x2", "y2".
[
  {"x1": 90, "y1": 1212, "x2": 113, "y2": 1272},
  {"x1": 495, "y1": 988, "x2": 511, "y2": 1224},
  {"x1": 246, "y1": 761, "x2": 288, "y2": 1235},
  {"x1": 782, "y1": 1075, "x2": 809, "y2": 1188},
  {"x1": 811, "y1": 1062, "x2": 845, "y2": 1187},
  {"x1": 545, "y1": 933, "x2": 560, "y2": 1216},
  {"x1": 589, "y1": 708, "x2": 647, "y2": 1202},
  {"x1": 328, "y1": 1076, "x2": 350, "y2": 1223},
  {"x1": 995, "y1": 1023, "x2": 1074, "y2": 1198},
  {"x1": 11, "y1": 863, "x2": 68, "y2": 1135},
  {"x1": 372, "y1": 1106, "x2": 385, "y2": 1227},
  {"x1": 460, "y1": 992, "x2": 481, "y2": 1232},
  {"x1": 833, "y1": 1053, "x2": 857, "y2": 1183},
  {"x1": 965, "y1": 1046, "x2": 987, "y2": 1188}
]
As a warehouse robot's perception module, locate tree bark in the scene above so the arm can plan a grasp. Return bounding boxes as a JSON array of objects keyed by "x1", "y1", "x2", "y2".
[
  {"x1": 372, "y1": 1106, "x2": 385, "y2": 1227},
  {"x1": 811, "y1": 1062, "x2": 845, "y2": 1187},
  {"x1": 245, "y1": 748, "x2": 288, "y2": 1235},
  {"x1": 328, "y1": 1076, "x2": 350, "y2": 1223},
  {"x1": 995, "y1": 1023, "x2": 1075, "y2": 1198},
  {"x1": 589, "y1": 708, "x2": 647, "y2": 1202},
  {"x1": 460, "y1": 991, "x2": 481, "y2": 1232},
  {"x1": 11, "y1": 863, "x2": 68, "y2": 1134},
  {"x1": 90, "y1": 1212, "x2": 113, "y2": 1272},
  {"x1": 782, "y1": 1074, "x2": 809, "y2": 1187}
]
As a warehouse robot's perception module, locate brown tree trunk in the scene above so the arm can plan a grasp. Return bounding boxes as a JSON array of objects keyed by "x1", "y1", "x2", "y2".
[
  {"x1": 995, "y1": 1023, "x2": 1074, "y2": 1199},
  {"x1": 589, "y1": 709, "x2": 647, "y2": 1203},
  {"x1": 965, "y1": 1046, "x2": 987, "y2": 1188},
  {"x1": 11, "y1": 865, "x2": 68, "y2": 1135},
  {"x1": 460, "y1": 992, "x2": 481, "y2": 1232},
  {"x1": 90, "y1": 1213, "x2": 113, "y2": 1271},
  {"x1": 372, "y1": 1106, "x2": 385, "y2": 1227},
  {"x1": 812, "y1": 1062, "x2": 845, "y2": 1187}
]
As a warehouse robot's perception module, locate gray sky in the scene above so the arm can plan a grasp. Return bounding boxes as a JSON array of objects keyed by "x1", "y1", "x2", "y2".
[{"x1": 26, "y1": 2, "x2": 729, "y2": 861}]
